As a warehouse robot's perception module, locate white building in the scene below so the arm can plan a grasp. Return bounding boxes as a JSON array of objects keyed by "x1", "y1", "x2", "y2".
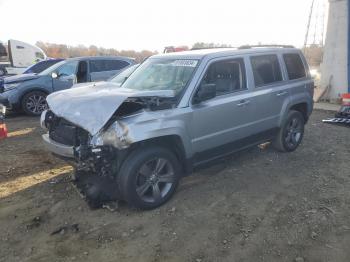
[{"x1": 320, "y1": 0, "x2": 349, "y2": 101}]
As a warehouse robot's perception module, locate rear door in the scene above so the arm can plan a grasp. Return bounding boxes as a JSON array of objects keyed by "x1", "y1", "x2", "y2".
[
  {"x1": 247, "y1": 54, "x2": 291, "y2": 132},
  {"x1": 282, "y1": 52, "x2": 311, "y2": 98}
]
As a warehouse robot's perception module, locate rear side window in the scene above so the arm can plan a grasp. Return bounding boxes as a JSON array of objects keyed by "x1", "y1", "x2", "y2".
[
  {"x1": 105, "y1": 60, "x2": 130, "y2": 71},
  {"x1": 283, "y1": 53, "x2": 306, "y2": 80},
  {"x1": 90, "y1": 60, "x2": 105, "y2": 73},
  {"x1": 251, "y1": 55, "x2": 282, "y2": 87},
  {"x1": 90, "y1": 60, "x2": 130, "y2": 73}
]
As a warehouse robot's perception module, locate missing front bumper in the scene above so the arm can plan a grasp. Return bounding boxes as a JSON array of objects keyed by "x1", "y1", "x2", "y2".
[{"x1": 73, "y1": 169, "x2": 121, "y2": 208}]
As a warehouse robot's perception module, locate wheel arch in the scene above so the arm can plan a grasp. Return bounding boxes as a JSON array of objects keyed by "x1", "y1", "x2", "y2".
[
  {"x1": 290, "y1": 102, "x2": 308, "y2": 122},
  {"x1": 19, "y1": 87, "x2": 49, "y2": 105},
  {"x1": 119, "y1": 135, "x2": 191, "y2": 176},
  {"x1": 279, "y1": 95, "x2": 312, "y2": 126},
  {"x1": 19, "y1": 88, "x2": 50, "y2": 114}
]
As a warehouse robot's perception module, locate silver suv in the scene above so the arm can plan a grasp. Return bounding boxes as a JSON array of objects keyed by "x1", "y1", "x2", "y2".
[{"x1": 41, "y1": 46, "x2": 314, "y2": 209}]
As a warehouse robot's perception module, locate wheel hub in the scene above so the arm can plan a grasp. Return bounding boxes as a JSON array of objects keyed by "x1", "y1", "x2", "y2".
[
  {"x1": 136, "y1": 157, "x2": 175, "y2": 203},
  {"x1": 149, "y1": 174, "x2": 158, "y2": 184}
]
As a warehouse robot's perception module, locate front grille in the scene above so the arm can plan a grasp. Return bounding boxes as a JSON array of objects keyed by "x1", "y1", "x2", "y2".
[
  {"x1": 47, "y1": 111, "x2": 89, "y2": 147},
  {"x1": 49, "y1": 123, "x2": 77, "y2": 146}
]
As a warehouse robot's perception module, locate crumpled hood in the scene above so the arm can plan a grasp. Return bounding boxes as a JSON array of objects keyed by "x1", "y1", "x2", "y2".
[
  {"x1": 46, "y1": 81, "x2": 175, "y2": 135},
  {"x1": 4, "y1": 73, "x2": 40, "y2": 83}
]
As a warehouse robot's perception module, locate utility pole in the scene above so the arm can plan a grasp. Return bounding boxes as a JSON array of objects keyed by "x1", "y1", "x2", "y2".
[{"x1": 304, "y1": 0, "x2": 315, "y2": 52}]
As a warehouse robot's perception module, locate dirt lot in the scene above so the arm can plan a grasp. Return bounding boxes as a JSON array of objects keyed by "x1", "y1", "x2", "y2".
[{"x1": 0, "y1": 110, "x2": 349, "y2": 262}]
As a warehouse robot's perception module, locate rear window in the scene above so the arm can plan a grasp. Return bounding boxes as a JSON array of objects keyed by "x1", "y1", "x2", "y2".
[
  {"x1": 251, "y1": 55, "x2": 282, "y2": 87},
  {"x1": 90, "y1": 60, "x2": 130, "y2": 73},
  {"x1": 283, "y1": 53, "x2": 306, "y2": 80}
]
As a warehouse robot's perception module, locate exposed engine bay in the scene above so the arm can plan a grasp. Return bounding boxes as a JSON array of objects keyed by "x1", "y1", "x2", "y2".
[{"x1": 43, "y1": 94, "x2": 177, "y2": 208}]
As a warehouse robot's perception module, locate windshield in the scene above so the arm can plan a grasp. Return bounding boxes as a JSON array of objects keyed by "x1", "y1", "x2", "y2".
[
  {"x1": 24, "y1": 60, "x2": 63, "y2": 74},
  {"x1": 109, "y1": 64, "x2": 139, "y2": 85},
  {"x1": 121, "y1": 58, "x2": 198, "y2": 94},
  {"x1": 39, "y1": 60, "x2": 66, "y2": 76}
]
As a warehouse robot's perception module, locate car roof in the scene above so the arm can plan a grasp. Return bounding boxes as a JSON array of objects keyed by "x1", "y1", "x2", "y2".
[
  {"x1": 151, "y1": 47, "x2": 301, "y2": 60},
  {"x1": 65, "y1": 56, "x2": 135, "y2": 62},
  {"x1": 39, "y1": 58, "x2": 64, "y2": 62}
]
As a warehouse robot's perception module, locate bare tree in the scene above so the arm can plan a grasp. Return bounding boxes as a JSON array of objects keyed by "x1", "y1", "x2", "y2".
[{"x1": 36, "y1": 41, "x2": 158, "y2": 62}]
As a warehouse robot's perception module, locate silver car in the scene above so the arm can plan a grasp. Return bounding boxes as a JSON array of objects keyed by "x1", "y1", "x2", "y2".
[{"x1": 41, "y1": 46, "x2": 314, "y2": 209}]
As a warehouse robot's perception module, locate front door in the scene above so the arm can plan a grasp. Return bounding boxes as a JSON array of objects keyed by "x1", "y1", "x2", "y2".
[
  {"x1": 190, "y1": 58, "x2": 255, "y2": 161},
  {"x1": 52, "y1": 60, "x2": 79, "y2": 91}
]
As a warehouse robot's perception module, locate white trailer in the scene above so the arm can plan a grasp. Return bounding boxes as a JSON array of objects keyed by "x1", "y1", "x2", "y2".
[{"x1": 0, "y1": 39, "x2": 47, "y2": 76}]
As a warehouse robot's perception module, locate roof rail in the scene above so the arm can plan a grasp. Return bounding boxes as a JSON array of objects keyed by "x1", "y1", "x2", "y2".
[
  {"x1": 238, "y1": 44, "x2": 295, "y2": 49},
  {"x1": 190, "y1": 46, "x2": 233, "y2": 51}
]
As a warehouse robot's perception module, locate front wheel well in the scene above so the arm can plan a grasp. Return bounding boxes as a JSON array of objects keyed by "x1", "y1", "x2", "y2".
[
  {"x1": 290, "y1": 103, "x2": 308, "y2": 122},
  {"x1": 20, "y1": 89, "x2": 49, "y2": 104},
  {"x1": 20, "y1": 88, "x2": 50, "y2": 102},
  {"x1": 119, "y1": 135, "x2": 189, "y2": 175}
]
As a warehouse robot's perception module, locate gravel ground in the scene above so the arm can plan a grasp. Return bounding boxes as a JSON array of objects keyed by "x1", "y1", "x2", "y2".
[{"x1": 0, "y1": 110, "x2": 349, "y2": 262}]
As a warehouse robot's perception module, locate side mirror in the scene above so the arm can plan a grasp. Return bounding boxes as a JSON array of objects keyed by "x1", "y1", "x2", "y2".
[
  {"x1": 51, "y1": 72, "x2": 58, "y2": 79},
  {"x1": 193, "y1": 83, "x2": 216, "y2": 104}
]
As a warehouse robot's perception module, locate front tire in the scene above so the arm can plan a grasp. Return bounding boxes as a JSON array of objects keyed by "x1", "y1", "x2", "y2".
[
  {"x1": 273, "y1": 110, "x2": 305, "y2": 152},
  {"x1": 21, "y1": 91, "x2": 48, "y2": 116},
  {"x1": 118, "y1": 146, "x2": 181, "y2": 209}
]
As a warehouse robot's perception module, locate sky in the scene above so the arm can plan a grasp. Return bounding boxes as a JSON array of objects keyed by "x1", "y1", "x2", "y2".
[{"x1": 0, "y1": 0, "x2": 327, "y2": 52}]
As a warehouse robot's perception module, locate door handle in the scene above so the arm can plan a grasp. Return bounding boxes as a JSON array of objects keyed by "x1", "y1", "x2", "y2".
[
  {"x1": 237, "y1": 100, "x2": 250, "y2": 107},
  {"x1": 276, "y1": 91, "x2": 288, "y2": 97}
]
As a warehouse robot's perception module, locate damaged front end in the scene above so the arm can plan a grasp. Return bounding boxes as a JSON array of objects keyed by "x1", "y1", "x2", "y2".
[{"x1": 42, "y1": 91, "x2": 177, "y2": 208}]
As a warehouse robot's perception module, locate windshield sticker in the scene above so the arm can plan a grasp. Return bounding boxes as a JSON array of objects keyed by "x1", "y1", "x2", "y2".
[{"x1": 171, "y1": 60, "x2": 198, "y2": 67}]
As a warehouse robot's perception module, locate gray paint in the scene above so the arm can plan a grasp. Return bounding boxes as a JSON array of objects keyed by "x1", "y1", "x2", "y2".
[{"x1": 43, "y1": 48, "x2": 314, "y2": 159}]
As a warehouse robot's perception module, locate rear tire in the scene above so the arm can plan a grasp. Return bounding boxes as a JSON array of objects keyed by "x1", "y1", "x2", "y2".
[
  {"x1": 118, "y1": 146, "x2": 181, "y2": 209},
  {"x1": 21, "y1": 91, "x2": 48, "y2": 116},
  {"x1": 273, "y1": 110, "x2": 305, "y2": 152}
]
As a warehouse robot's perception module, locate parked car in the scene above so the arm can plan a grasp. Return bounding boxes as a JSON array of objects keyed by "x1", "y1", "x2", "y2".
[
  {"x1": 41, "y1": 46, "x2": 314, "y2": 209},
  {"x1": 0, "y1": 56, "x2": 135, "y2": 115},
  {"x1": 72, "y1": 63, "x2": 140, "y2": 89},
  {"x1": 108, "y1": 63, "x2": 139, "y2": 86}
]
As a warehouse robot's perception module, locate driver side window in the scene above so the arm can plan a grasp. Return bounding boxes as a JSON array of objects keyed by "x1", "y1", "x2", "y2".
[
  {"x1": 201, "y1": 58, "x2": 247, "y2": 96},
  {"x1": 57, "y1": 61, "x2": 78, "y2": 77}
]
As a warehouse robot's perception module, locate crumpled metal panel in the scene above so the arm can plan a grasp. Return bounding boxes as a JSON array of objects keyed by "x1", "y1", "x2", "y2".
[{"x1": 46, "y1": 81, "x2": 175, "y2": 135}]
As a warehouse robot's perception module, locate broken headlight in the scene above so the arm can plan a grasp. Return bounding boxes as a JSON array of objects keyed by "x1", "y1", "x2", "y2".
[
  {"x1": 91, "y1": 121, "x2": 130, "y2": 149},
  {"x1": 40, "y1": 110, "x2": 48, "y2": 129},
  {"x1": 3, "y1": 82, "x2": 20, "y2": 92},
  {"x1": 0, "y1": 104, "x2": 6, "y2": 116}
]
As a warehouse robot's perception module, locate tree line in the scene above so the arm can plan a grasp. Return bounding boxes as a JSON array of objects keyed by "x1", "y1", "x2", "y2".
[
  {"x1": 35, "y1": 41, "x2": 323, "y2": 67},
  {"x1": 35, "y1": 41, "x2": 157, "y2": 63}
]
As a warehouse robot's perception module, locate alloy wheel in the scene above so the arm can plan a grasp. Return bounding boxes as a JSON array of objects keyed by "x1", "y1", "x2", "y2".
[
  {"x1": 25, "y1": 94, "x2": 47, "y2": 114},
  {"x1": 284, "y1": 117, "x2": 302, "y2": 148},
  {"x1": 135, "y1": 158, "x2": 176, "y2": 203}
]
